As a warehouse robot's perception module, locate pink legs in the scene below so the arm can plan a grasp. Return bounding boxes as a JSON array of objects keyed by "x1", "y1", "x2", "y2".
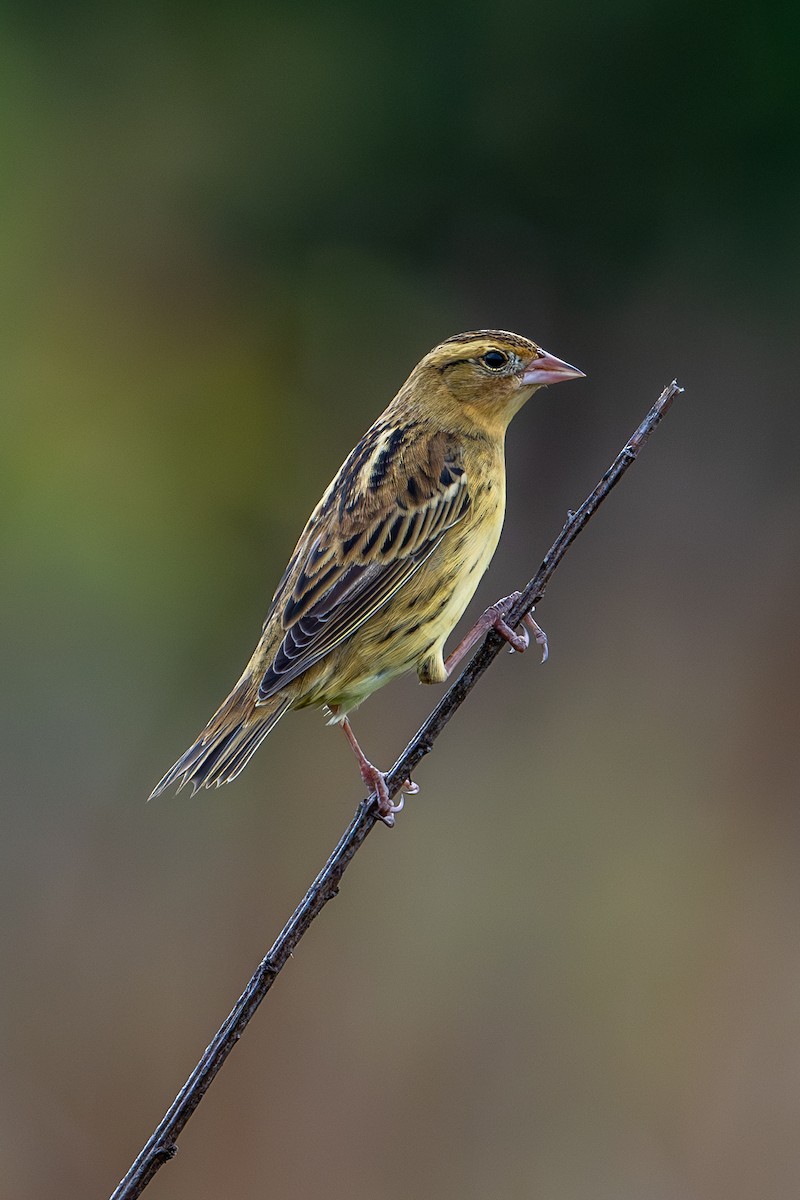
[
  {"x1": 444, "y1": 591, "x2": 548, "y2": 677},
  {"x1": 333, "y1": 593, "x2": 545, "y2": 827},
  {"x1": 340, "y1": 716, "x2": 418, "y2": 827}
]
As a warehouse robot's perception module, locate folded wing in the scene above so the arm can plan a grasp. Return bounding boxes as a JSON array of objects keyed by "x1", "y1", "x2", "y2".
[{"x1": 258, "y1": 429, "x2": 469, "y2": 701}]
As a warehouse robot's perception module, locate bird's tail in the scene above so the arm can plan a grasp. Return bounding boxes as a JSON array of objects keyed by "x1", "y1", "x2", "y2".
[{"x1": 148, "y1": 674, "x2": 291, "y2": 800}]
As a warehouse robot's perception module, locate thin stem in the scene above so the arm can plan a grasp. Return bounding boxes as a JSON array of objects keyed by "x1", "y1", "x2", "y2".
[{"x1": 109, "y1": 379, "x2": 683, "y2": 1200}]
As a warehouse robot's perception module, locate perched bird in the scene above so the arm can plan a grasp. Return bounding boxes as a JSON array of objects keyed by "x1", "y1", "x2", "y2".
[{"x1": 150, "y1": 330, "x2": 584, "y2": 822}]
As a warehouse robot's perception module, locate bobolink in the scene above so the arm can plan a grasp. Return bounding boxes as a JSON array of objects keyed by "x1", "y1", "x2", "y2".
[{"x1": 150, "y1": 330, "x2": 584, "y2": 821}]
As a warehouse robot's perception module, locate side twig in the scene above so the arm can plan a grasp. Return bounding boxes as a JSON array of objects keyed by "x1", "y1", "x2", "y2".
[{"x1": 110, "y1": 380, "x2": 683, "y2": 1200}]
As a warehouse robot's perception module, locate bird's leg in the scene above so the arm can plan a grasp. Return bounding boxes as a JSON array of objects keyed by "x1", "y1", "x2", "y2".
[
  {"x1": 444, "y1": 591, "x2": 548, "y2": 677},
  {"x1": 339, "y1": 717, "x2": 418, "y2": 827}
]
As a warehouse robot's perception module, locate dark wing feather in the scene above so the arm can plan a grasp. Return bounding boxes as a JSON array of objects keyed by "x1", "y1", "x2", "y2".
[{"x1": 258, "y1": 431, "x2": 468, "y2": 701}]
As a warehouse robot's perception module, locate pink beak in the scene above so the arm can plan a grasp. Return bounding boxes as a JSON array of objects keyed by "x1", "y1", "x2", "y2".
[{"x1": 522, "y1": 349, "x2": 585, "y2": 388}]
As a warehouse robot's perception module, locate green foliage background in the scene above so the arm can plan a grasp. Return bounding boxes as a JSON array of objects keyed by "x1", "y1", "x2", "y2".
[{"x1": 3, "y1": 3, "x2": 800, "y2": 1197}]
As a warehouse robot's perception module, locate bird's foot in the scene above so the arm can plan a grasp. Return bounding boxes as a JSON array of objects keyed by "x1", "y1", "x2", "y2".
[
  {"x1": 444, "y1": 592, "x2": 548, "y2": 675},
  {"x1": 357, "y1": 761, "x2": 418, "y2": 827},
  {"x1": 486, "y1": 593, "x2": 549, "y2": 663},
  {"x1": 504, "y1": 606, "x2": 549, "y2": 663},
  {"x1": 340, "y1": 716, "x2": 416, "y2": 827}
]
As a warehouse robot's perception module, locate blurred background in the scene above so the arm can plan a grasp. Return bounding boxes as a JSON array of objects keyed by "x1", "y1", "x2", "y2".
[{"x1": 3, "y1": 2, "x2": 800, "y2": 1197}]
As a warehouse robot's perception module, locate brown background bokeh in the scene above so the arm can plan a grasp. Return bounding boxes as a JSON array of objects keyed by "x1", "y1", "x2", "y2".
[{"x1": 3, "y1": 3, "x2": 800, "y2": 1197}]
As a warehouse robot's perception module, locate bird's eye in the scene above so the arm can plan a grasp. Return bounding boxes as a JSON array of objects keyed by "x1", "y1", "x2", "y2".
[{"x1": 482, "y1": 350, "x2": 508, "y2": 370}]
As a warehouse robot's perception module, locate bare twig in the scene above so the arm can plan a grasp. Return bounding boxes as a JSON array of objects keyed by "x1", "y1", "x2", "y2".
[{"x1": 110, "y1": 380, "x2": 683, "y2": 1200}]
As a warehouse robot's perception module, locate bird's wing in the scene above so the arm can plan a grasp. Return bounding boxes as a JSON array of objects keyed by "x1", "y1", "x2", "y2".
[{"x1": 257, "y1": 428, "x2": 469, "y2": 701}]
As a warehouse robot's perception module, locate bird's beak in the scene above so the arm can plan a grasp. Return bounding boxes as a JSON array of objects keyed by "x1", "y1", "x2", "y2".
[{"x1": 522, "y1": 350, "x2": 585, "y2": 388}]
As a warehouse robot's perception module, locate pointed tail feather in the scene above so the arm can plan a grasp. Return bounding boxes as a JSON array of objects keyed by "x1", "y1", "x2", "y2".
[{"x1": 149, "y1": 682, "x2": 290, "y2": 800}]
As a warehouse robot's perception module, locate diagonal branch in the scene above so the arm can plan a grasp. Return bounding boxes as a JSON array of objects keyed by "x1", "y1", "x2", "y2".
[{"x1": 109, "y1": 380, "x2": 684, "y2": 1200}]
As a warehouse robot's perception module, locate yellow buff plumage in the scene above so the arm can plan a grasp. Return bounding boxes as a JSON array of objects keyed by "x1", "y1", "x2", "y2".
[{"x1": 150, "y1": 331, "x2": 584, "y2": 821}]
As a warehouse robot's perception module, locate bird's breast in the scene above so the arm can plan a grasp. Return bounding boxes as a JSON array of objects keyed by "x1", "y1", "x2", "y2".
[{"x1": 422, "y1": 471, "x2": 506, "y2": 640}]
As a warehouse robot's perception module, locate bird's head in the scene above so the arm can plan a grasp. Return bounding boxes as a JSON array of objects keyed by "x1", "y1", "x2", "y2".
[{"x1": 412, "y1": 330, "x2": 584, "y2": 436}]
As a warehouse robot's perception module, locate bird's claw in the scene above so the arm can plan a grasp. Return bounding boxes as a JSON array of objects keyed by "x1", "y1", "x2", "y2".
[
  {"x1": 525, "y1": 611, "x2": 549, "y2": 663},
  {"x1": 359, "y1": 763, "x2": 419, "y2": 827},
  {"x1": 378, "y1": 777, "x2": 419, "y2": 824},
  {"x1": 490, "y1": 595, "x2": 548, "y2": 663}
]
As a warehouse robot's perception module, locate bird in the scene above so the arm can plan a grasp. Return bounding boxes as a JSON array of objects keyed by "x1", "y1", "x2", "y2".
[{"x1": 149, "y1": 330, "x2": 584, "y2": 823}]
